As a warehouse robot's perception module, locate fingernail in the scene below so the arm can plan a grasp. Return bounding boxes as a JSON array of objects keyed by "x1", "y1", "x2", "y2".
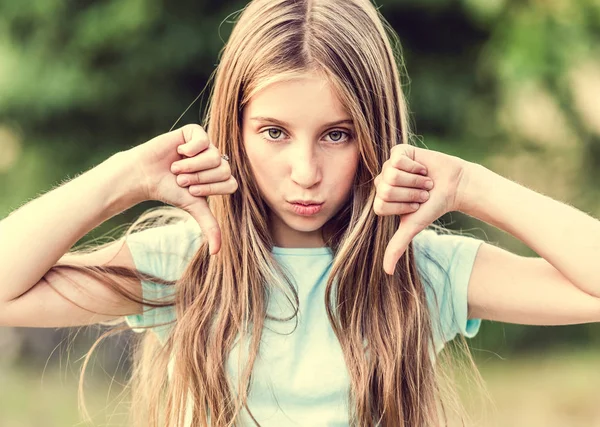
[
  {"x1": 424, "y1": 180, "x2": 433, "y2": 189},
  {"x1": 177, "y1": 176, "x2": 189, "y2": 186},
  {"x1": 419, "y1": 169, "x2": 428, "y2": 175},
  {"x1": 171, "y1": 164, "x2": 181, "y2": 174}
]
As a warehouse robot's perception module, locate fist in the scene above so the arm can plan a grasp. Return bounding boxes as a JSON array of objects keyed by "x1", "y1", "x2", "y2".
[
  {"x1": 128, "y1": 124, "x2": 238, "y2": 255},
  {"x1": 374, "y1": 144, "x2": 468, "y2": 274}
]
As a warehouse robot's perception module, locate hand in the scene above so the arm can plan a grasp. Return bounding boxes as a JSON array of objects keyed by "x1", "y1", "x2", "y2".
[
  {"x1": 127, "y1": 124, "x2": 238, "y2": 255},
  {"x1": 373, "y1": 144, "x2": 469, "y2": 275}
]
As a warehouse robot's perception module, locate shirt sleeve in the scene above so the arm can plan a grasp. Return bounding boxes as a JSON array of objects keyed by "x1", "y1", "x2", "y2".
[
  {"x1": 123, "y1": 218, "x2": 202, "y2": 343},
  {"x1": 412, "y1": 228, "x2": 484, "y2": 353}
]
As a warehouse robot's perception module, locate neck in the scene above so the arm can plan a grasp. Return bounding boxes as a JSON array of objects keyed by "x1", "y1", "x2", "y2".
[{"x1": 269, "y1": 215, "x2": 325, "y2": 248}]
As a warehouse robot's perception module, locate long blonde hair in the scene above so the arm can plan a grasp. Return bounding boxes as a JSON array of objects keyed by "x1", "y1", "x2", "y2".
[{"x1": 53, "y1": 0, "x2": 487, "y2": 425}]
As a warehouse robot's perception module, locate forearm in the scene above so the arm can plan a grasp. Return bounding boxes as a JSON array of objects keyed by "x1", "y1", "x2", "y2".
[
  {"x1": 0, "y1": 151, "x2": 144, "y2": 302},
  {"x1": 459, "y1": 162, "x2": 600, "y2": 297}
]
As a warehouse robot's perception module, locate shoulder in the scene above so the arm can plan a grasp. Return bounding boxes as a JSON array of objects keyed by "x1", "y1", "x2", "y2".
[
  {"x1": 412, "y1": 228, "x2": 483, "y2": 277},
  {"x1": 412, "y1": 227, "x2": 485, "y2": 352},
  {"x1": 124, "y1": 217, "x2": 202, "y2": 343},
  {"x1": 126, "y1": 218, "x2": 203, "y2": 280}
]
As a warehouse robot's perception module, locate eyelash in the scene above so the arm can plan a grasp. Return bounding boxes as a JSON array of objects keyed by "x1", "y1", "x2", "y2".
[{"x1": 259, "y1": 127, "x2": 354, "y2": 144}]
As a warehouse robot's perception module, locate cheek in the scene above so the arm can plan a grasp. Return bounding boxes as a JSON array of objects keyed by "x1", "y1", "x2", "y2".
[
  {"x1": 333, "y1": 151, "x2": 360, "y2": 191},
  {"x1": 244, "y1": 144, "x2": 281, "y2": 193}
]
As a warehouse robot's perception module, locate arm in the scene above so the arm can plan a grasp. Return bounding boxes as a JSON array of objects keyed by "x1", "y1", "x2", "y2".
[
  {"x1": 0, "y1": 240, "x2": 143, "y2": 327},
  {"x1": 467, "y1": 241, "x2": 600, "y2": 324},
  {"x1": 0, "y1": 151, "x2": 143, "y2": 303},
  {"x1": 459, "y1": 162, "x2": 600, "y2": 300},
  {"x1": 374, "y1": 144, "x2": 600, "y2": 325},
  {"x1": 0, "y1": 124, "x2": 234, "y2": 328}
]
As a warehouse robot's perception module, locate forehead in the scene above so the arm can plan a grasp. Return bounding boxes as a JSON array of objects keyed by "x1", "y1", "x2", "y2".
[{"x1": 244, "y1": 73, "x2": 349, "y2": 120}]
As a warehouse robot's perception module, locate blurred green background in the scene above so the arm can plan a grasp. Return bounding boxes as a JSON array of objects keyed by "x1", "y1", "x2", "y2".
[{"x1": 1, "y1": 0, "x2": 600, "y2": 425}]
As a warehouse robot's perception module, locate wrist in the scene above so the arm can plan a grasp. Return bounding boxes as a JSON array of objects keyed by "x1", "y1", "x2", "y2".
[
  {"x1": 96, "y1": 151, "x2": 148, "y2": 215},
  {"x1": 455, "y1": 161, "x2": 489, "y2": 216}
]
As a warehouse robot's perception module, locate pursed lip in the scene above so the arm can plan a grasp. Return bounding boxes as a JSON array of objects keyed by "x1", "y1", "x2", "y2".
[{"x1": 287, "y1": 199, "x2": 324, "y2": 205}]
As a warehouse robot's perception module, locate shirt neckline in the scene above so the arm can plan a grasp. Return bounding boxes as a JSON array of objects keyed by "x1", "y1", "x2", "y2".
[{"x1": 271, "y1": 246, "x2": 333, "y2": 256}]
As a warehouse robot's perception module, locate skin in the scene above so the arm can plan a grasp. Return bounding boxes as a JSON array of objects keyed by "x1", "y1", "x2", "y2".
[{"x1": 241, "y1": 72, "x2": 360, "y2": 248}]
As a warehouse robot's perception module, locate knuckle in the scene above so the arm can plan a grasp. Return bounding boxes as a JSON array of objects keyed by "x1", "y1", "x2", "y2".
[
  {"x1": 373, "y1": 198, "x2": 385, "y2": 215},
  {"x1": 403, "y1": 203, "x2": 417, "y2": 213},
  {"x1": 390, "y1": 144, "x2": 403, "y2": 155},
  {"x1": 191, "y1": 185, "x2": 206, "y2": 197},
  {"x1": 390, "y1": 153, "x2": 405, "y2": 168},
  {"x1": 195, "y1": 135, "x2": 211, "y2": 151},
  {"x1": 178, "y1": 161, "x2": 191, "y2": 173},
  {"x1": 230, "y1": 177, "x2": 238, "y2": 193},
  {"x1": 220, "y1": 164, "x2": 231, "y2": 180},
  {"x1": 410, "y1": 190, "x2": 422, "y2": 202},
  {"x1": 383, "y1": 167, "x2": 399, "y2": 184},
  {"x1": 411, "y1": 162, "x2": 423, "y2": 174},
  {"x1": 382, "y1": 166, "x2": 392, "y2": 182},
  {"x1": 177, "y1": 174, "x2": 191, "y2": 186},
  {"x1": 222, "y1": 161, "x2": 231, "y2": 174},
  {"x1": 392, "y1": 144, "x2": 407, "y2": 155},
  {"x1": 379, "y1": 184, "x2": 393, "y2": 201},
  {"x1": 171, "y1": 160, "x2": 183, "y2": 172},
  {"x1": 182, "y1": 123, "x2": 203, "y2": 140},
  {"x1": 210, "y1": 150, "x2": 222, "y2": 167}
]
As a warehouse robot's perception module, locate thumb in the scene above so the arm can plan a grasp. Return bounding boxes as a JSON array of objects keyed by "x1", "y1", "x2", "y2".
[
  {"x1": 183, "y1": 196, "x2": 221, "y2": 255},
  {"x1": 383, "y1": 217, "x2": 425, "y2": 275}
]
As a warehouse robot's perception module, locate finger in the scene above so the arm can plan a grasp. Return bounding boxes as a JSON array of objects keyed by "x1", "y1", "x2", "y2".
[
  {"x1": 383, "y1": 228, "x2": 408, "y2": 275},
  {"x1": 171, "y1": 146, "x2": 222, "y2": 173},
  {"x1": 373, "y1": 198, "x2": 420, "y2": 216},
  {"x1": 188, "y1": 177, "x2": 238, "y2": 197},
  {"x1": 177, "y1": 126, "x2": 211, "y2": 156},
  {"x1": 389, "y1": 150, "x2": 428, "y2": 175},
  {"x1": 176, "y1": 163, "x2": 231, "y2": 187},
  {"x1": 383, "y1": 197, "x2": 439, "y2": 274},
  {"x1": 383, "y1": 225, "x2": 421, "y2": 275},
  {"x1": 181, "y1": 196, "x2": 222, "y2": 255},
  {"x1": 383, "y1": 167, "x2": 434, "y2": 189},
  {"x1": 377, "y1": 184, "x2": 430, "y2": 204}
]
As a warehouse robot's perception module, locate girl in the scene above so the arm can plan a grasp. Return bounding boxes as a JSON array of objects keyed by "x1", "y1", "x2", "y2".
[{"x1": 1, "y1": 0, "x2": 599, "y2": 426}]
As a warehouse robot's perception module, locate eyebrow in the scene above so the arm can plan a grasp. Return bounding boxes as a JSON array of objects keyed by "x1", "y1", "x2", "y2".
[{"x1": 249, "y1": 116, "x2": 354, "y2": 128}]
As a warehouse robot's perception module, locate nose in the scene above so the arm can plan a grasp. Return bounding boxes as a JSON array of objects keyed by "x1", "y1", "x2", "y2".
[{"x1": 289, "y1": 142, "x2": 321, "y2": 188}]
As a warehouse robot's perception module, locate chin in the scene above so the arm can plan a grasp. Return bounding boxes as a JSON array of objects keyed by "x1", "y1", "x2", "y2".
[{"x1": 284, "y1": 215, "x2": 327, "y2": 232}]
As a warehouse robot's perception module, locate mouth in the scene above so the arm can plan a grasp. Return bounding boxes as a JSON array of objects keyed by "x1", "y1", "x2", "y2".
[{"x1": 287, "y1": 200, "x2": 324, "y2": 216}]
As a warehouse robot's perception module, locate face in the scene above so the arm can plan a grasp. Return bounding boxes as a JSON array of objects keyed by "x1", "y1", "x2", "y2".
[{"x1": 242, "y1": 71, "x2": 360, "y2": 248}]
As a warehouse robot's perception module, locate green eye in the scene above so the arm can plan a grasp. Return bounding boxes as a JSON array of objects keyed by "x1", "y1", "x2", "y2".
[
  {"x1": 329, "y1": 131, "x2": 343, "y2": 142},
  {"x1": 259, "y1": 127, "x2": 353, "y2": 144},
  {"x1": 267, "y1": 128, "x2": 283, "y2": 139},
  {"x1": 325, "y1": 130, "x2": 352, "y2": 144}
]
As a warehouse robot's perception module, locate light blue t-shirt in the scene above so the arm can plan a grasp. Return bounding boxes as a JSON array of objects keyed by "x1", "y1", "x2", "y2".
[{"x1": 124, "y1": 219, "x2": 483, "y2": 426}]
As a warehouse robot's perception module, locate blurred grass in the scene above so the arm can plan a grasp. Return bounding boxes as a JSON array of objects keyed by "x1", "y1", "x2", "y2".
[
  {"x1": 2, "y1": 348, "x2": 600, "y2": 426},
  {"x1": 461, "y1": 348, "x2": 600, "y2": 427},
  {"x1": 0, "y1": 360, "x2": 130, "y2": 427}
]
